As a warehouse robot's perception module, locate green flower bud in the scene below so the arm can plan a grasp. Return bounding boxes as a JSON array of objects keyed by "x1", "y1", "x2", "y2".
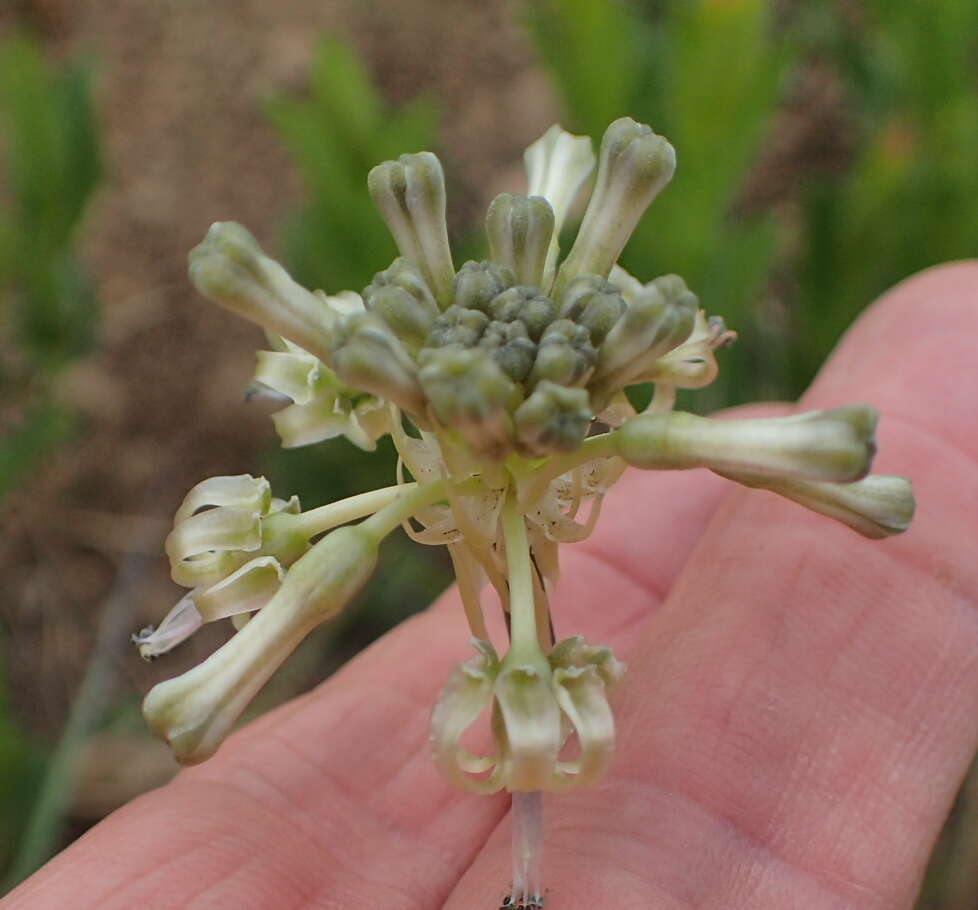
[
  {"x1": 528, "y1": 319, "x2": 597, "y2": 388},
  {"x1": 486, "y1": 194, "x2": 555, "y2": 289},
  {"x1": 418, "y1": 348, "x2": 521, "y2": 460},
  {"x1": 589, "y1": 276, "x2": 697, "y2": 409},
  {"x1": 422, "y1": 304, "x2": 491, "y2": 351},
  {"x1": 479, "y1": 319, "x2": 538, "y2": 383},
  {"x1": 554, "y1": 118, "x2": 675, "y2": 298},
  {"x1": 615, "y1": 406, "x2": 879, "y2": 483},
  {"x1": 453, "y1": 260, "x2": 516, "y2": 313},
  {"x1": 487, "y1": 287, "x2": 557, "y2": 343},
  {"x1": 143, "y1": 524, "x2": 379, "y2": 764},
  {"x1": 188, "y1": 222, "x2": 339, "y2": 364},
  {"x1": 367, "y1": 152, "x2": 455, "y2": 307},
  {"x1": 332, "y1": 313, "x2": 427, "y2": 418},
  {"x1": 720, "y1": 472, "x2": 915, "y2": 539},
  {"x1": 558, "y1": 274, "x2": 627, "y2": 345},
  {"x1": 364, "y1": 285, "x2": 435, "y2": 354},
  {"x1": 596, "y1": 275, "x2": 697, "y2": 378},
  {"x1": 514, "y1": 381, "x2": 592, "y2": 455},
  {"x1": 363, "y1": 257, "x2": 439, "y2": 316}
]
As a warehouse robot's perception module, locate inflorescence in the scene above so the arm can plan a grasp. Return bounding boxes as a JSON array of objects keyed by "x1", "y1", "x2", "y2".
[{"x1": 133, "y1": 117, "x2": 914, "y2": 904}]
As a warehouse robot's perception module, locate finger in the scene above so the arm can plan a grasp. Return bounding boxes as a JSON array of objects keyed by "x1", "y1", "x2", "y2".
[
  {"x1": 7, "y1": 421, "x2": 748, "y2": 908},
  {"x1": 446, "y1": 261, "x2": 978, "y2": 909}
]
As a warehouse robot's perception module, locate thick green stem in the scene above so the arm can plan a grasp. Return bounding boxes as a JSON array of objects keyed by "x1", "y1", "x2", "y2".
[{"x1": 501, "y1": 489, "x2": 540, "y2": 663}]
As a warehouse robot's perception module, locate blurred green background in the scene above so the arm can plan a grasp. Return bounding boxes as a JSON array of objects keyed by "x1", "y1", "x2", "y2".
[{"x1": 0, "y1": 0, "x2": 976, "y2": 901}]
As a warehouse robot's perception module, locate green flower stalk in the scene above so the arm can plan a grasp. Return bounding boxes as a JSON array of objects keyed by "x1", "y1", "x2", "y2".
[{"x1": 135, "y1": 117, "x2": 915, "y2": 907}]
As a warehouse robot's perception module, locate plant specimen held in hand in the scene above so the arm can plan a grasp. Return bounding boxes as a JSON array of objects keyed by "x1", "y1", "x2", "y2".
[{"x1": 133, "y1": 118, "x2": 914, "y2": 909}]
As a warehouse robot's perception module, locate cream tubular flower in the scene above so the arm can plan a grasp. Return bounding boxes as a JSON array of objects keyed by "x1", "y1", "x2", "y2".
[
  {"x1": 367, "y1": 152, "x2": 455, "y2": 306},
  {"x1": 430, "y1": 493, "x2": 624, "y2": 794},
  {"x1": 615, "y1": 406, "x2": 879, "y2": 483},
  {"x1": 188, "y1": 222, "x2": 340, "y2": 364},
  {"x1": 143, "y1": 524, "x2": 380, "y2": 764},
  {"x1": 523, "y1": 125, "x2": 596, "y2": 291},
  {"x1": 719, "y1": 472, "x2": 916, "y2": 539},
  {"x1": 144, "y1": 480, "x2": 449, "y2": 763},
  {"x1": 553, "y1": 118, "x2": 676, "y2": 298}
]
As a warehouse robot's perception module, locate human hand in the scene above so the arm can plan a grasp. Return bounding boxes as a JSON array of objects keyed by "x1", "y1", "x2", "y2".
[{"x1": 6, "y1": 262, "x2": 977, "y2": 909}]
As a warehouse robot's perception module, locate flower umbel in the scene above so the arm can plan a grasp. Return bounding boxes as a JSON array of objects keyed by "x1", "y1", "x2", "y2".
[{"x1": 137, "y1": 117, "x2": 915, "y2": 902}]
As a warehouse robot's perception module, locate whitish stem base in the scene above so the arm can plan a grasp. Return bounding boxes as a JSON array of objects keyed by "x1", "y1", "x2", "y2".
[{"x1": 505, "y1": 790, "x2": 545, "y2": 908}]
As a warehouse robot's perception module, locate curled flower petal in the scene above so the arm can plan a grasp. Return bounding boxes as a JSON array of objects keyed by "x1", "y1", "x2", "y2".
[
  {"x1": 174, "y1": 474, "x2": 271, "y2": 525},
  {"x1": 430, "y1": 640, "x2": 501, "y2": 793},
  {"x1": 551, "y1": 664, "x2": 617, "y2": 789},
  {"x1": 493, "y1": 659, "x2": 563, "y2": 792},
  {"x1": 192, "y1": 556, "x2": 286, "y2": 621}
]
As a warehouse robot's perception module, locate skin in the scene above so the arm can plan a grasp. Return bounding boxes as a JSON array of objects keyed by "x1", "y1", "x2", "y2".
[{"x1": 5, "y1": 261, "x2": 978, "y2": 909}]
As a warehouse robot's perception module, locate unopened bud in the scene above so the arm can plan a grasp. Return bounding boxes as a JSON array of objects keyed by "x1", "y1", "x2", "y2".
[
  {"x1": 528, "y1": 319, "x2": 597, "y2": 388},
  {"x1": 559, "y1": 274, "x2": 627, "y2": 345},
  {"x1": 615, "y1": 406, "x2": 879, "y2": 483},
  {"x1": 189, "y1": 223, "x2": 339, "y2": 364},
  {"x1": 368, "y1": 152, "x2": 455, "y2": 306},
  {"x1": 332, "y1": 314, "x2": 427, "y2": 417},
  {"x1": 418, "y1": 348, "x2": 521, "y2": 459},
  {"x1": 422, "y1": 304, "x2": 490, "y2": 350},
  {"x1": 554, "y1": 119, "x2": 675, "y2": 297},
  {"x1": 487, "y1": 287, "x2": 557, "y2": 343},
  {"x1": 596, "y1": 275, "x2": 697, "y2": 379},
  {"x1": 364, "y1": 285, "x2": 435, "y2": 354},
  {"x1": 486, "y1": 194, "x2": 555, "y2": 289},
  {"x1": 479, "y1": 320, "x2": 538, "y2": 383},
  {"x1": 514, "y1": 381, "x2": 592, "y2": 455},
  {"x1": 363, "y1": 257, "x2": 439, "y2": 316},
  {"x1": 453, "y1": 260, "x2": 516, "y2": 313}
]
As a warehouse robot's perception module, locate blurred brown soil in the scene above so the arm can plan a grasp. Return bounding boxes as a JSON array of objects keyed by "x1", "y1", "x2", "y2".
[{"x1": 0, "y1": 0, "x2": 557, "y2": 812}]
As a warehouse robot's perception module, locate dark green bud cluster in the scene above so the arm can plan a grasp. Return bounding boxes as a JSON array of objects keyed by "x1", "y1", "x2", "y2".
[{"x1": 327, "y1": 254, "x2": 703, "y2": 459}]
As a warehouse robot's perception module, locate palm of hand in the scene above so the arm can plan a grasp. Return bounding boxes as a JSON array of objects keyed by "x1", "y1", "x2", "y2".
[{"x1": 7, "y1": 263, "x2": 978, "y2": 910}]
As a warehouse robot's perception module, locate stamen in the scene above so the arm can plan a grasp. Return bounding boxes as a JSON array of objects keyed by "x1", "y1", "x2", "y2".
[{"x1": 131, "y1": 594, "x2": 203, "y2": 660}]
